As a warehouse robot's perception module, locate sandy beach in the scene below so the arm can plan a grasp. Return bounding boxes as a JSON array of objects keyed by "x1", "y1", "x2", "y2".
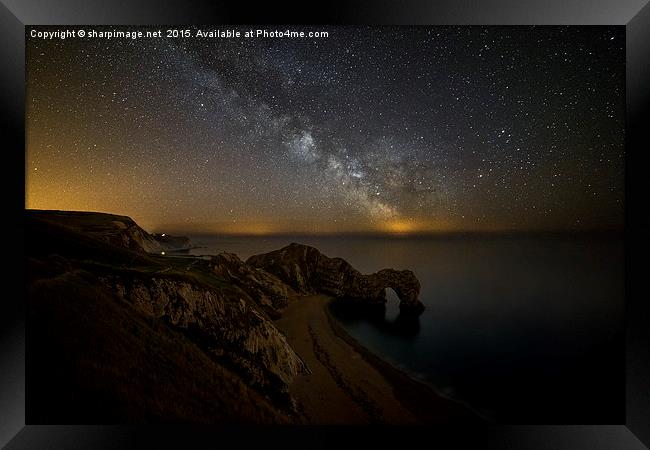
[{"x1": 275, "y1": 294, "x2": 478, "y2": 424}]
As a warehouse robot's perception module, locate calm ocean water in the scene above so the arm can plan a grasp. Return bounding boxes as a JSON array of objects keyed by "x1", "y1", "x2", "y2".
[{"x1": 186, "y1": 234, "x2": 624, "y2": 422}]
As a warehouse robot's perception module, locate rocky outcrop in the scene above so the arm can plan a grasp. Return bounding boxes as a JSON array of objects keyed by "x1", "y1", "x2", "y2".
[
  {"x1": 247, "y1": 243, "x2": 424, "y2": 315},
  {"x1": 28, "y1": 210, "x2": 190, "y2": 254},
  {"x1": 98, "y1": 273, "x2": 308, "y2": 400},
  {"x1": 26, "y1": 268, "x2": 295, "y2": 424},
  {"x1": 25, "y1": 209, "x2": 425, "y2": 424},
  {"x1": 210, "y1": 253, "x2": 294, "y2": 317},
  {"x1": 25, "y1": 210, "x2": 310, "y2": 421}
]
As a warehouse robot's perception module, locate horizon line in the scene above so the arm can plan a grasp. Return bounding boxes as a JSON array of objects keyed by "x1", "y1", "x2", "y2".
[
  {"x1": 24, "y1": 208, "x2": 623, "y2": 237},
  {"x1": 171, "y1": 228, "x2": 623, "y2": 238}
]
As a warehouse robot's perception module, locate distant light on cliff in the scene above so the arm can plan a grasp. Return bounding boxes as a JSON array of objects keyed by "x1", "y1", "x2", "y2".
[
  {"x1": 161, "y1": 233, "x2": 166, "y2": 237},
  {"x1": 161, "y1": 251, "x2": 165, "y2": 255}
]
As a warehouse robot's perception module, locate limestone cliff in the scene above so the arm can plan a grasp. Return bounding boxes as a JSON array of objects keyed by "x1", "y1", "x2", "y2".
[
  {"x1": 98, "y1": 273, "x2": 307, "y2": 396},
  {"x1": 25, "y1": 210, "x2": 425, "y2": 424},
  {"x1": 25, "y1": 210, "x2": 307, "y2": 423},
  {"x1": 26, "y1": 268, "x2": 294, "y2": 424},
  {"x1": 209, "y1": 252, "x2": 295, "y2": 317},
  {"x1": 247, "y1": 243, "x2": 425, "y2": 314},
  {"x1": 28, "y1": 209, "x2": 192, "y2": 254}
]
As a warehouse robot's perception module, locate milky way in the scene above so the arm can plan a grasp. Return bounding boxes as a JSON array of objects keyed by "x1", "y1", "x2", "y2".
[{"x1": 26, "y1": 26, "x2": 625, "y2": 234}]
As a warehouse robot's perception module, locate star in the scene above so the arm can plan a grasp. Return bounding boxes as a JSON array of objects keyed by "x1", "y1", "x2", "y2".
[{"x1": 25, "y1": 25, "x2": 624, "y2": 233}]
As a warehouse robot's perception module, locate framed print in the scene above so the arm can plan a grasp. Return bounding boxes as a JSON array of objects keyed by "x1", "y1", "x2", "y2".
[{"x1": 2, "y1": 0, "x2": 649, "y2": 448}]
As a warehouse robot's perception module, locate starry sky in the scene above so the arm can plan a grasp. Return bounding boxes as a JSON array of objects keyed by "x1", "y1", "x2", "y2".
[{"x1": 26, "y1": 26, "x2": 625, "y2": 234}]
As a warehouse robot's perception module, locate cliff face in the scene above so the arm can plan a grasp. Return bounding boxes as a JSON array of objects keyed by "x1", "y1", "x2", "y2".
[
  {"x1": 26, "y1": 269, "x2": 294, "y2": 424},
  {"x1": 25, "y1": 210, "x2": 425, "y2": 423},
  {"x1": 29, "y1": 210, "x2": 166, "y2": 253},
  {"x1": 28, "y1": 210, "x2": 192, "y2": 254},
  {"x1": 25, "y1": 210, "x2": 306, "y2": 423},
  {"x1": 247, "y1": 243, "x2": 425, "y2": 315},
  {"x1": 99, "y1": 274, "x2": 307, "y2": 396},
  {"x1": 210, "y1": 252, "x2": 294, "y2": 317}
]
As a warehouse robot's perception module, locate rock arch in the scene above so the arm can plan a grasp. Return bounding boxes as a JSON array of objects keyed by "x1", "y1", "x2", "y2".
[{"x1": 247, "y1": 243, "x2": 425, "y2": 315}]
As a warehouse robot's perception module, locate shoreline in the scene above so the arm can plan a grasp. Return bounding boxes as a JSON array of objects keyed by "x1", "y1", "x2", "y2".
[
  {"x1": 275, "y1": 294, "x2": 479, "y2": 424},
  {"x1": 323, "y1": 300, "x2": 481, "y2": 423}
]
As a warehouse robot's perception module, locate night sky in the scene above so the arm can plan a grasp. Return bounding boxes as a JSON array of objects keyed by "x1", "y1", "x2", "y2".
[{"x1": 26, "y1": 26, "x2": 625, "y2": 234}]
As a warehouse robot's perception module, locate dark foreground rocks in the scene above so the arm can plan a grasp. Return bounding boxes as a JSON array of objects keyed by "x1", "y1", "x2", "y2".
[
  {"x1": 24, "y1": 210, "x2": 425, "y2": 424},
  {"x1": 25, "y1": 210, "x2": 305, "y2": 423}
]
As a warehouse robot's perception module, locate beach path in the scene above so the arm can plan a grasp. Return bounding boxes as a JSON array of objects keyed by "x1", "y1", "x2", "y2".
[{"x1": 275, "y1": 294, "x2": 419, "y2": 424}]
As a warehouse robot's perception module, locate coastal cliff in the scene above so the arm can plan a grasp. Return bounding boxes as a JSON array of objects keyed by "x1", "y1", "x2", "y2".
[
  {"x1": 25, "y1": 209, "x2": 451, "y2": 424},
  {"x1": 248, "y1": 243, "x2": 425, "y2": 314},
  {"x1": 29, "y1": 210, "x2": 193, "y2": 253},
  {"x1": 26, "y1": 210, "x2": 305, "y2": 422},
  {"x1": 209, "y1": 252, "x2": 294, "y2": 317}
]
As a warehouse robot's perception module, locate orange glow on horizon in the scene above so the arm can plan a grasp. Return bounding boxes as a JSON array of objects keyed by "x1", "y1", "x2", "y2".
[
  {"x1": 383, "y1": 220, "x2": 418, "y2": 234},
  {"x1": 379, "y1": 217, "x2": 468, "y2": 234}
]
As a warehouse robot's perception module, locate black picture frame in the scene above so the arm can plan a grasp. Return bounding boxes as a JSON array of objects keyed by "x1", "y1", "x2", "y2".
[{"x1": 2, "y1": 0, "x2": 649, "y2": 448}]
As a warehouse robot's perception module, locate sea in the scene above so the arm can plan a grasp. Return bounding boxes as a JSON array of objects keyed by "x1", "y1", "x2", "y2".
[{"x1": 185, "y1": 233, "x2": 624, "y2": 423}]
